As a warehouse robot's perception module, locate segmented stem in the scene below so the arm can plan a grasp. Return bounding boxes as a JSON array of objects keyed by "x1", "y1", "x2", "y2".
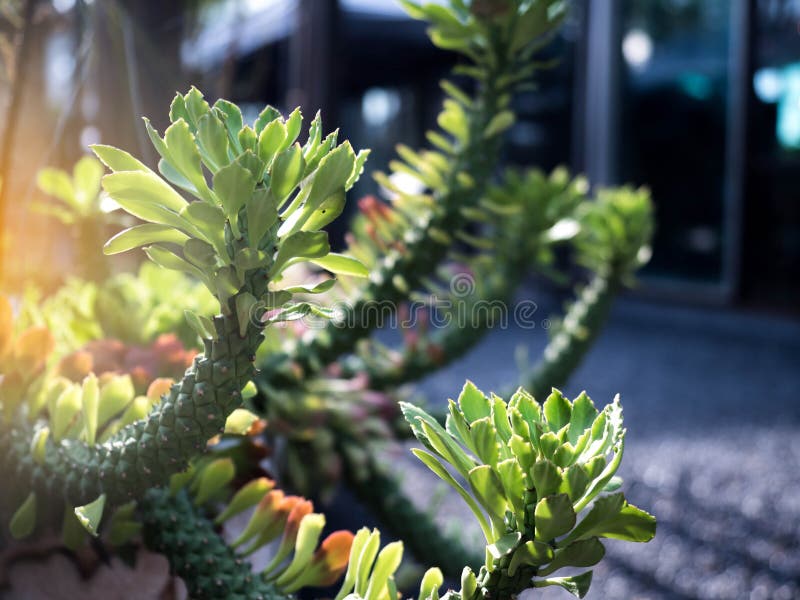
[
  {"x1": 140, "y1": 488, "x2": 287, "y2": 600},
  {"x1": 525, "y1": 269, "x2": 620, "y2": 401},
  {"x1": 0, "y1": 269, "x2": 269, "y2": 507}
]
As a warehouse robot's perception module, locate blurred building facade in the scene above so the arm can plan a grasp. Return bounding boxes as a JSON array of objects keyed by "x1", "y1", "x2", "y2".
[{"x1": 0, "y1": 0, "x2": 798, "y2": 311}]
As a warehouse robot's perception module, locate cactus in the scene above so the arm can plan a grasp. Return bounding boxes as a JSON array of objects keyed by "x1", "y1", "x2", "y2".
[
  {"x1": 404, "y1": 382, "x2": 656, "y2": 599},
  {"x1": 0, "y1": 3, "x2": 660, "y2": 598}
]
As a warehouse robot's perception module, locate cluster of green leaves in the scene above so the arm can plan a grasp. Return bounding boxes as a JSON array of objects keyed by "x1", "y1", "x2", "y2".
[
  {"x1": 6, "y1": 371, "x2": 260, "y2": 542},
  {"x1": 403, "y1": 382, "x2": 655, "y2": 599},
  {"x1": 33, "y1": 157, "x2": 111, "y2": 226},
  {"x1": 165, "y1": 460, "x2": 354, "y2": 593},
  {"x1": 17, "y1": 262, "x2": 217, "y2": 352},
  {"x1": 335, "y1": 528, "x2": 406, "y2": 600},
  {"x1": 573, "y1": 186, "x2": 654, "y2": 282},
  {"x1": 96, "y1": 87, "x2": 368, "y2": 331},
  {"x1": 402, "y1": 0, "x2": 567, "y2": 79}
]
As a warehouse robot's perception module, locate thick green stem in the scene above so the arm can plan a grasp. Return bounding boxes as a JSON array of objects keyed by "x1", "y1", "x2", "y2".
[
  {"x1": 0, "y1": 269, "x2": 270, "y2": 507},
  {"x1": 140, "y1": 488, "x2": 287, "y2": 600},
  {"x1": 356, "y1": 261, "x2": 524, "y2": 390},
  {"x1": 525, "y1": 269, "x2": 620, "y2": 401}
]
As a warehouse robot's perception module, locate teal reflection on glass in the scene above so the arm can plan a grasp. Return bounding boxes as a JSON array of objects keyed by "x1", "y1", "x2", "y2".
[
  {"x1": 679, "y1": 73, "x2": 713, "y2": 101},
  {"x1": 754, "y1": 63, "x2": 800, "y2": 150}
]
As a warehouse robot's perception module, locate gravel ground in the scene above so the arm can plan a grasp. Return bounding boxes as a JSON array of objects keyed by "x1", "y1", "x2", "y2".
[{"x1": 387, "y1": 294, "x2": 800, "y2": 600}]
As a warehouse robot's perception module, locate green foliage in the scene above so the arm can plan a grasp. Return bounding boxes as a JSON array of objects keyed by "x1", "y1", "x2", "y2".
[
  {"x1": 404, "y1": 382, "x2": 655, "y2": 599},
  {"x1": 98, "y1": 87, "x2": 368, "y2": 318},
  {"x1": 34, "y1": 156, "x2": 107, "y2": 225},
  {"x1": 16, "y1": 262, "x2": 217, "y2": 351}
]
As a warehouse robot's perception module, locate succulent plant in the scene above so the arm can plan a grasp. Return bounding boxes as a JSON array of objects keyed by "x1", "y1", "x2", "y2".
[{"x1": 403, "y1": 382, "x2": 656, "y2": 598}]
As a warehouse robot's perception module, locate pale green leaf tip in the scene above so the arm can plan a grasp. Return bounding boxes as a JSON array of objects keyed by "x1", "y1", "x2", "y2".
[{"x1": 74, "y1": 494, "x2": 107, "y2": 537}]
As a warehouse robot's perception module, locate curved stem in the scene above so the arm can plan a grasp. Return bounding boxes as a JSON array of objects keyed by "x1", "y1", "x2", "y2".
[
  {"x1": 140, "y1": 488, "x2": 287, "y2": 600},
  {"x1": 0, "y1": 269, "x2": 270, "y2": 507},
  {"x1": 524, "y1": 269, "x2": 621, "y2": 401}
]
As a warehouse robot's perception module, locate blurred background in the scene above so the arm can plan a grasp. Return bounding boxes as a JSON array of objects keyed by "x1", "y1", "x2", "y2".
[{"x1": 0, "y1": 1, "x2": 798, "y2": 599}]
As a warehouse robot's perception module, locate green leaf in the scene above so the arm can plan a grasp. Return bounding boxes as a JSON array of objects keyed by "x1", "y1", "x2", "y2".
[
  {"x1": 568, "y1": 392, "x2": 598, "y2": 445},
  {"x1": 308, "y1": 253, "x2": 369, "y2": 277},
  {"x1": 102, "y1": 171, "x2": 189, "y2": 222},
  {"x1": 271, "y1": 143, "x2": 306, "y2": 202},
  {"x1": 184, "y1": 87, "x2": 210, "y2": 125},
  {"x1": 164, "y1": 119, "x2": 208, "y2": 196},
  {"x1": 194, "y1": 458, "x2": 236, "y2": 505},
  {"x1": 469, "y1": 417, "x2": 499, "y2": 467},
  {"x1": 531, "y1": 459, "x2": 562, "y2": 499},
  {"x1": 412, "y1": 448, "x2": 492, "y2": 541},
  {"x1": 185, "y1": 309, "x2": 216, "y2": 340},
  {"x1": 458, "y1": 380, "x2": 491, "y2": 423},
  {"x1": 539, "y1": 538, "x2": 605, "y2": 577},
  {"x1": 197, "y1": 113, "x2": 230, "y2": 169},
  {"x1": 214, "y1": 161, "x2": 256, "y2": 219},
  {"x1": 30, "y1": 427, "x2": 49, "y2": 465},
  {"x1": 145, "y1": 245, "x2": 206, "y2": 280},
  {"x1": 467, "y1": 465, "x2": 508, "y2": 527},
  {"x1": 239, "y1": 125, "x2": 258, "y2": 152},
  {"x1": 560, "y1": 464, "x2": 590, "y2": 502},
  {"x1": 418, "y1": 567, "x2": 443, "y2": 600},
  {"x1": 301, "y1": 189, "x2": 346, "y2": 232},
  {"x1": 213, "y1": 99, "x2": 244, "y2": 148},
  {"x1": 335, "y1": 528, "x2": 372, "y2": 600},
  {"x1": 53, "y1": 384, "x2": 82, "y2": 441},
  {"x1": 61, "y1": 505, "x2": 87, "y2": 550},
  {"x1": 37, "y1": 168, "x2": 75, "y2": 207},
  {"x1": 508, "y1": 540, "x2": 553, "y2": 576},
  {"x1": 254, "y1": 105, "x2": 281, "y2": 134},
  {"x1": 279, "y1": 278, "x2": 336, "y2": 294},
  {"x1": 258, "y1": 118, "x2": 288, "y2": 164},
  {"x1": 364, "y1": 541, "x2": 404, "y2": 600},
  {"x1": 532, "y1": 572, "x2": 593, "y2": 598},
  {"x1": 534, "y1": 494, "x2": 576, "y2": 542},
  {"x1": 74, "y1": 494, "x2": 107, "y2": 537},
  {"x1": 183, "y1": 238, "x2": 217, "y2": 269},
  {"x1": 562, "y1": 493, "x2": 656, "y2": 545},
  {"x1": 235, "y1": 292, "x2": 258, "y2": 337},
  {"x1": 484, "y1": 110, "x2": 515, "y2": 139},
  {"x1": 346, "y1": 149, "x2": 371, "y2": 190},
  {"x1": 497, "y1": 458, "x2": 526, "y2": 516},
  {"x1": 224, "y1": 408, "x2": 259, "y2": 435},
  {"x1": 214, "y1": 477, "x2": 274, "y2": 524},
  {"x1": 275, "y1": 513, "x2": 326, "y2": 587},
  {"x1": 81, "y1": 373, "x2": 99, "y2": 445},
  {"x1": 104, "y1": 224, "x2": 189, "y2": 255},
  {"x1": 169, "y1": 92, "x2": 189, "y2": 124},
  {"x1": 73, "y1": 156, "x2": 104, "y2": 202},
  {"x1": 354, "y1": 529, "x2": 381, "y2": 598},
  {"x1": 271, "y1": 231, "x2": 330, "y2": 276},
  {"x1": 543, "y1": 389, "x2": 571, "y2": 432},
  {"x1": 97, "y1": 375, "x2": 135, "y2": 427},
  {"x1": 460, "y1": 568, "x2": 478, "y2": 600},
  {"x1": 420, "y1": 419, "x2": 475, "y2": 478},
  {"x1": 246, "y1": 188, "x2": 279, "y2": 247},
  {"x1": 446, "y1": 399, "x2": 476, "y2": 451},
  {"x1": 91, "y1": 144, "x2": 151, "y2": 173},
  {"x1": 306, "y1": 142, "x2": 356, "y2": 211},
  {"x1": 487, "y1": 531, "x2": 520, "y2": 560},
  {"x1": 282, "y1": 108, "x2": 303, "y2": 149},
  {"x1": 10, "y1": 493, "x2": 37, "y2": 539},
  {"x1": 181, "y1": 201, "x2": 227, "y2": 254}
]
